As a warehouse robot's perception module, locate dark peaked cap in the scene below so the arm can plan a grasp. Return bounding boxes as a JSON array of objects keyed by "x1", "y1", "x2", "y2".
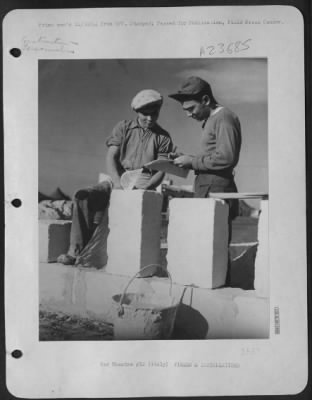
[{"x1": 169, "y1": 76, "x2": 212, "y2": 102}]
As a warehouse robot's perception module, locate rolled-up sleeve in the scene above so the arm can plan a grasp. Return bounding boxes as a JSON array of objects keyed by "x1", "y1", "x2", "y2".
[{"x1": 106, "y1": 120, "x2": 125, "y2": 147}]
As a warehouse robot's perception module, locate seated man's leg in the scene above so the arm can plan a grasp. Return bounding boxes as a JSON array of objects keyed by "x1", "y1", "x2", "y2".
[{"x1": 57, "y1": 178, "x2": 113, "y2": 265}]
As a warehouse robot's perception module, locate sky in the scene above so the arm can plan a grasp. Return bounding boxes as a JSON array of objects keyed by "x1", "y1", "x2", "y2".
[{"x1": 39, "y1": 58, "x2": 267, "y2": 207}]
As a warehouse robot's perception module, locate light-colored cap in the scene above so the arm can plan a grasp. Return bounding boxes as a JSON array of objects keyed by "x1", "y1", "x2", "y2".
[{"x1": 131, "y1": 89, "x2": 163, "y2": 111}]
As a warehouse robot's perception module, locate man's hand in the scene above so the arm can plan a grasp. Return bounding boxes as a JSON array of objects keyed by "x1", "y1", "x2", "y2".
[
  {"x1": 168, "y1": 151, "x2": 184, "y2": 160},
  {"x1": 173, "y1": 155, "x2": 194, "y2": 169}
]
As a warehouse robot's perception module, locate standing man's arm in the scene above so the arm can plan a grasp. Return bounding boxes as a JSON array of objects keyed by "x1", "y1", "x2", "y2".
[
  {"x1": 191, "y1": 118, "x2": 241, "y2": 172},
  {"x1": 106, "y1": 120, "x2": 127, "y2": 189},
  {"x1": 106, "y1": 145, "x2": 122, "y2": 189},
  {"x1": 174, "y1": 114, "x2": 241, "y2": 171}
]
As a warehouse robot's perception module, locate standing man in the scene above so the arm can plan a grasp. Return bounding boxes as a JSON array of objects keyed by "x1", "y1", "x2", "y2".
[
  {"x1": 169, "y1": 76, "x2": 241, "y2": 285},
  {"x1": 58, "y1": 89, "x2": 173, "y2": 266}
]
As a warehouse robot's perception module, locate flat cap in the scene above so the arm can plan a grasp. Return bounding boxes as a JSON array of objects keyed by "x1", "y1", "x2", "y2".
[
  {"x1": 169, "y1": 76, "x2": 212, "y2": 101},
  {"x1": 131, "y1": 89, "x2": 163, "y2": 111}
]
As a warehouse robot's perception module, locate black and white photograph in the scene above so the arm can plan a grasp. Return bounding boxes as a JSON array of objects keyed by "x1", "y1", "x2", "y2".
[
  {"x1": 3, "y1": 6, "x2": 307, "y2": 398},
  {"x1": 38, "y1": 58, "x2": 268, "y2": 341}
]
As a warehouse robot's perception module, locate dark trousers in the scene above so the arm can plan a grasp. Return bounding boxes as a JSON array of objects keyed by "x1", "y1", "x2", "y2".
[
  {"x1": 194, "y1": 173, "x2": 239, "y2": 221},
  {"x1": 67, "y1": 181, "x2": 112, "y2": 257}
]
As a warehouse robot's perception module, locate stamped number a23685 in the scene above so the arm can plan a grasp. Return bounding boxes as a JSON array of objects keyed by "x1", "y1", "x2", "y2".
[{"x1": 200, "y1": 39, "x2": 251, "y2": 56}]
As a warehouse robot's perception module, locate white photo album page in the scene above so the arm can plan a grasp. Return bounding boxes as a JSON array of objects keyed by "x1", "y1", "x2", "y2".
[{"x1": 4, "y1": 5, "x2": 307, "y2": 398}]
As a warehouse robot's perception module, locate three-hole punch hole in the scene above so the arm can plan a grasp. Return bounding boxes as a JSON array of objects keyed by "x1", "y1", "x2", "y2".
[
  {"x1": 11, "y1": 198, "x2": 22, "y2": 208},
  {"x1": 10, "y1": 48, "x2": 22, "y2": 58},
  {"x1": 11, "y1": 349, "x2": 23, "y2": 359}
]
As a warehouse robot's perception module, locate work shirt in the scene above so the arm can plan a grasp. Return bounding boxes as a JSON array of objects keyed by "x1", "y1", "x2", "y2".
[
  {"x1": 106, "y1": 119, "x2": 173, "y2": 171},
  {"x1": 191, "y1": 107, "x2": 241, "y2": 174}
]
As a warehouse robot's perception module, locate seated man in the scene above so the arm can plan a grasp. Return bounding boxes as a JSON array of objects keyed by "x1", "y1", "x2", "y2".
[{"x1": 57, "y1": 89, "x2": 173, "y2": 266}]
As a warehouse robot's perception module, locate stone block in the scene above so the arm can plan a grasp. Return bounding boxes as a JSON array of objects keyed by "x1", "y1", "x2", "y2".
[
  {"x1": 167, "y1": 198, "x2": 229, "y2": 289},
  {"x1": 39, "y1": 220, "x2": 71, "y2": 263},
  {"x1": 39, "y1": 262, "x2": 270, "y2": 339},
  {"x1": 105, "y1": 190, "x2": 163, "y2": 276},
  {"x1": 254, "y1": 200, "x2": 269, "y2": 297}
]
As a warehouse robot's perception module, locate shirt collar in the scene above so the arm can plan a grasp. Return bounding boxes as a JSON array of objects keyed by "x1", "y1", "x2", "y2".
[
  {"x1": 129, "y1": 119, "x2": 141, "y2": 129},
  {"x1": 202, "y1": 106, "x2": 223, "y2": 128},
  {"x1": 131, "y1": 118, "x2": 159, "y2": 132}
]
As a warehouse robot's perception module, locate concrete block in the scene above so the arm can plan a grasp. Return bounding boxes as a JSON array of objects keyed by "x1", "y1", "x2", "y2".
[
  {"x1": 105, "y1": 190, "x2": 163, "y2": 276},
  {"x1": 254, "y1": 200, "x2": 269, "y2": 297},
  {"x1": 39, "y1": 262, "x2": 270, "y2": 339},
  {"x1": 167, "y1": 198, "x2": 229, "y2": 289},
  {"x1": 39, "y1": 220, "x2": 71, "y2": 263}
]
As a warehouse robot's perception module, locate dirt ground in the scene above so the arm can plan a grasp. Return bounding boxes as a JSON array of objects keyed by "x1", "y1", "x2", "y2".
[{"x1": 39, "y1": 310, "x2": 113, "y2": 341}]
